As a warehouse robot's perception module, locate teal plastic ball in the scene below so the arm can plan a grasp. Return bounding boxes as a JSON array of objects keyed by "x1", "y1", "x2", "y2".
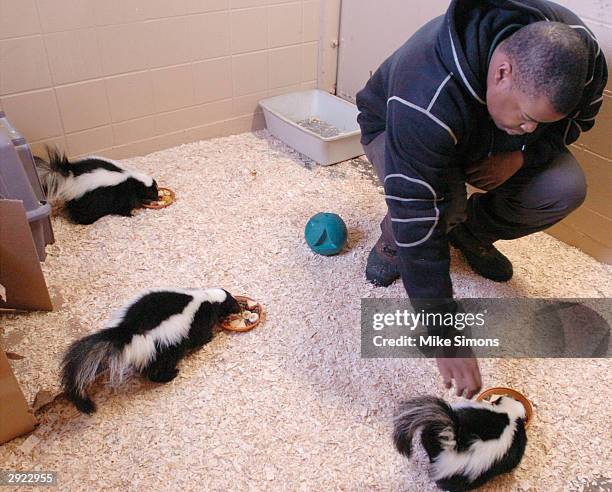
[{"x1": 305, "y1": 212, "x2": 348, "y2": 256}]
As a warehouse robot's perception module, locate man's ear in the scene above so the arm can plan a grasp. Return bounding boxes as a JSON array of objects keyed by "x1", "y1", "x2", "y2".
[{"x1": 496, "y1": 60, "x2": 513, "y2": 87}]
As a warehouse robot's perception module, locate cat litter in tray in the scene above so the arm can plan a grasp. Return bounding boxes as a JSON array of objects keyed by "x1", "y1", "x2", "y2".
[{"x1": 259, "y1": 90, "x2": 363, "y2": 166}]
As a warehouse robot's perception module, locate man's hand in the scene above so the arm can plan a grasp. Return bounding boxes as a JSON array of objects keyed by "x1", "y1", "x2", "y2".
[
  {"x1": 465, "y1": 150, "x2": 524, "y2": 191},
  {"x1": 436, "y1": 354, "x2": 482, "y2": 399}
]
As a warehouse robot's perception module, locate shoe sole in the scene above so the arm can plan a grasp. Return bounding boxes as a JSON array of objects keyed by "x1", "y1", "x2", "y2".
[
  {"x1": 449, "y1": 242, "x2": 513, "y2": 282},
  {"x1": 365, "y1": 268, "x2": 400, "y2": 287}
]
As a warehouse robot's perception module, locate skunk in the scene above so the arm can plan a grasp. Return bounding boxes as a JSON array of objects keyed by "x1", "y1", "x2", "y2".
[
  {"x1": 393, "y1": 396, "x2": 527, "y2": 491},
  {"x1": 61, "y1": 288, "x2": 241, "y2": 414},
  {"x1": 35, "y1": 148, "x2": 158, "y2": 224}
]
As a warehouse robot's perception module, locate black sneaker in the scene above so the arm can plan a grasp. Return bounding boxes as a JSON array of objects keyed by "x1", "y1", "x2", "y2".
[
  {"x1": 448, "y1": 223, "x2": 513, "y2": 282},
  {"x1": 366, "y1": 236, "x2": 400, "y2": 287}
]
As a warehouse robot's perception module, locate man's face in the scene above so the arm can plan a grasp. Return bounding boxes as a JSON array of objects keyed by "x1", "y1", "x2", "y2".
[{"x1": 486, "y1": 52, "x2": 566, "y2": 136}]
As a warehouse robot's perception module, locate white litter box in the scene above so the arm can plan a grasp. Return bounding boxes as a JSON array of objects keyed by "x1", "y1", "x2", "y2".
[{"x1": 259, "y1": 89, "x2": 363, "y2": 166}]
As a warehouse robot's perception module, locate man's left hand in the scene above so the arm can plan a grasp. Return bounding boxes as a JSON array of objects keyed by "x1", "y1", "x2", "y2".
[{"x1": 465, "y1": 150, "x2": 524, "y2": 191}]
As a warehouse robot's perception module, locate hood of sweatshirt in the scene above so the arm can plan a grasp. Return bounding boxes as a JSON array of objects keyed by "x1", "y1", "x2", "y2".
[{"x1": 438, "y1": 0, "x2": 560, "y2": 106}]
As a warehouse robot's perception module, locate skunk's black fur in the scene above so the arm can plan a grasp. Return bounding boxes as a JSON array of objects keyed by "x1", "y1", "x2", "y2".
[
  {"x1": 393, "y1": 396, "x2": 527, "y2": 491},
  {"x1": 36, "y1": 148, "x2": 158, "y2": 224},
  {"x1": 61, "y1": 288, "x2": 241, "y2": 414}
]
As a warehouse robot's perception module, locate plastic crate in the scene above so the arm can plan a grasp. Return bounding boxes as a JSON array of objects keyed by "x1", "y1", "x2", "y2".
[
  {"x1": 0, "y1": 112, "x2": 54, "y2": 261},
  {"x1": 259, "y1": 90, "x2": 363, "y2": 166}
]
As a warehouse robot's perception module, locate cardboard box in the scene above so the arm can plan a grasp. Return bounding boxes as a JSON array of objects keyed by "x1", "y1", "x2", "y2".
[
  {"x1": 0, "y1": 199, "x2": 53, "y2": 311},
  {"x1": 0, "y1": 348, "x2": 37, "y2": 444},
  {"x1": 0, "y1": 199, "x2": 54, "y2": 443},
  {"x1": 577, "y1": 94, "x2": 612, "y2": 158}
]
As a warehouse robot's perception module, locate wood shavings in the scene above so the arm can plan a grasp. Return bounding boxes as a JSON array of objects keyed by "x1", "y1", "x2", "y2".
[
  {"x1": 32, "y1": 390, "x2": 59, "y2": 412},
  {"x1": 264, "y1": 466, "x2": 276, "y2": 481},
  {"x1": 0, "y1": 131, "x2": 609, "y2": 491},
  {"x1": 2, "y1": 329, "x2": 25, "y2": 348},
  {"x1": 18, "y1": 435, "x2": 40, "y2": 455},
  {"x1": 48, "y1": 286, "x2": 63, "y2": 310}
]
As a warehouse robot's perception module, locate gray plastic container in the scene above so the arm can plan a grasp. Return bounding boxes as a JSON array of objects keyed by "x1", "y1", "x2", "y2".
[
  {"x1": 0, "y1": 112, "x2": 54, "y2": 261},
  {"x1": 259, "y1": 90, "x2": 363, "y2": 166}
]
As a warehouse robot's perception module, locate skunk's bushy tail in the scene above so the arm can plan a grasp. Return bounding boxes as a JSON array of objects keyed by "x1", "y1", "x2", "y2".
[
  {"x1": 393, "y1": 396, "x2": 457, "y2": 457},
  {"x1": 61, "y1": 330, "x2": 118, "y2": 414},
  {"x1": 46, "y1": 146, "x2": 72, "y2": 176},
  {"x1": 35, "y1": 146, "x2": 72, "y2": 203}
]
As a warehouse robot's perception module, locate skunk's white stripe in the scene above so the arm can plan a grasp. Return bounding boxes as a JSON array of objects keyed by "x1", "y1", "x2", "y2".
[
  {"x1": 433, "y1": 428, "x2": 518, "y2": 481},
  {"x1": 76, "y1": 155, "x2": 124, "y2": 167},
  {"x1": 451, "y1": 398, "x2": 525, "y2": 419},
  {"x1": 107, "y1": 288, "x2": 228, "y2": 373},
  {"x1": 51, "y1": 155, "x2": 153, "y2": 201},
  {"x1": 58, "y1": 168, "x2": 133, "y2": 201},
  {"x1": 131, "y1": 170, "x2": 154, "y2": 187},
  {"x1": 122, "y1": 334, "x2": 157, "y2": 371},
  {"x1": 78, "y1": 155, "x2": 153, "y2": 186},
  {"x1": 432, "y1": 398, "x2": 525, "y2": 482},
  {"x1": 78, "y1": 155, "x2": 154, "y2": 187}
]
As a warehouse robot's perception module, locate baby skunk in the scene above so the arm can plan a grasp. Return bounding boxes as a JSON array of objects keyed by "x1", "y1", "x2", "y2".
[
  {"x1": 61, "y1": 288, "x2": 241, "y2": 414},
  {"x1": 36, "y1": 148, "x2": 158, "y2": 224},
  {"x1": 393, "y1": 396, "x2": 527, "y2": 491}
]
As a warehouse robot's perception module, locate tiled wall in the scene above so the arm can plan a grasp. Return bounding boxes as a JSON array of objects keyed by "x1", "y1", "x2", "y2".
[{"x1": 0, "y1": 0, "x2": 321, "y2": 159}]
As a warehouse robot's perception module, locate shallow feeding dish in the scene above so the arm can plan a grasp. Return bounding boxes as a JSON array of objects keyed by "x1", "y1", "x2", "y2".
[
  {"x1": 220, "y1": 296, "x2": 265, "y2": 333},
  {"x1": 477, "y1": 387, "x2": 534, "y2": 429}
]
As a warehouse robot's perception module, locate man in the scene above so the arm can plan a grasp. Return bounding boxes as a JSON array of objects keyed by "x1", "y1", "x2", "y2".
[{"x1": 356, "y1": 0, "x2": 607, "y2": 398}]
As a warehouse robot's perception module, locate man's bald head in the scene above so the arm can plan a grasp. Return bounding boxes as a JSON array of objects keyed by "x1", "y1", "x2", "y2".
[
  {"x1": 486, "y1": 22, "x2": 590, "y2": 135},
  {"x1": 499, "y1": 21, "x2": 589, "y2": 115}
]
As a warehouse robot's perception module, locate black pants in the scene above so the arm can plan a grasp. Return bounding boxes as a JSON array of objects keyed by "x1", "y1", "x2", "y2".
[{"x1": 363, "y1": 131, "x2": 587, "y2": 247}]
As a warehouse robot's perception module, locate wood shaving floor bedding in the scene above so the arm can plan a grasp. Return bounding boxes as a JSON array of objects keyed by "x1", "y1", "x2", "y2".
[{"x1": 1, "y1": 131, "x2": 610, "y2": 491}]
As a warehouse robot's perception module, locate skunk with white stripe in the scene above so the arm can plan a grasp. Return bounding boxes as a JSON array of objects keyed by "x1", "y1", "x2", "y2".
[
  {"x1": 36, "y1": 148, "x2": 159, "y2": 224},
  {"x1": 393, "y1": 396, "x2": 527, "y2": 491},
  {"x1": 61, "y1": 288, "x2": 241, "y2": 414}
]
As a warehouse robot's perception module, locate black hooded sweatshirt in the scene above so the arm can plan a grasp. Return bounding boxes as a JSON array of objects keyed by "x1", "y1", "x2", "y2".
[{"x1": 356, "y1": 0, "x2": 607, "y2": 314}]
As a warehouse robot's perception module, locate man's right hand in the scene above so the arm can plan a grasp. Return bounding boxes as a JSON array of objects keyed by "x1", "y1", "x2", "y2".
[{"x1": 436, "y1": 354, "x2": 482, "y2": 399}]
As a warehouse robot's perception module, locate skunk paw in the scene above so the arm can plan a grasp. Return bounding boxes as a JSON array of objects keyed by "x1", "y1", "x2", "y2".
[{"x1": 147, "y1": 368, "x2": 179, "y2": 383}]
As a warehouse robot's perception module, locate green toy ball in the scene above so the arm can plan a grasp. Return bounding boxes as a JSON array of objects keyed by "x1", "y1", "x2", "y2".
[{"x1": 305, "y1": 212, "x2": 348, "y2": 256}]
